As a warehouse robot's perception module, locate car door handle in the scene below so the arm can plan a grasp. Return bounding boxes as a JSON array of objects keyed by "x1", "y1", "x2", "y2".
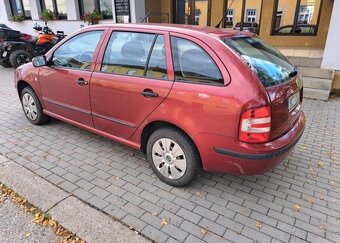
[
  {"x1": 76, "y1": 78, "x2": 88, "y2": 86},
  {"x1": 141, "y1": 89, "x2": 158, "y2": 98}
]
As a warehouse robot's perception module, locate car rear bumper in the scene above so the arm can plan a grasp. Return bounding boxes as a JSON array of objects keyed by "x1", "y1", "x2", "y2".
[{"x1": 194, "y1": 111, "x2": 306, "y2": 175}]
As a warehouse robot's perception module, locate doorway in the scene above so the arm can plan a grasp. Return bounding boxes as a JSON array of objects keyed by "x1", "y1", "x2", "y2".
[{"x1": 173, "y1": 0, "x2": 212, "y2": 26}]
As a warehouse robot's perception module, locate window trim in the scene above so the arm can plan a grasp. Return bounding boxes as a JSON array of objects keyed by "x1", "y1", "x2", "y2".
[
  {"x1": 225, "y1": 8, "x2": 234, "y2": 27},
  {"x1": 78, "y1": 0, "x2": 113, "y2": 19},
  {"x1": 40, "y1": 0, "x2": 67, "y2": 20},
  {"x1": 99, "y1": 30, "x2": 170, "y2": 81},
  {"x1": 10, "y1": 0, "x2": 32, "y2": 19},
  {"x1": 271, "y1": 0, "x2": 324, "y2": 36},
  {"x1": 169, "y1": 35, "x2": 225, "y2": 87},
  {"x1": 246, "y1": 9, "x2": 256, "y2": 22}
]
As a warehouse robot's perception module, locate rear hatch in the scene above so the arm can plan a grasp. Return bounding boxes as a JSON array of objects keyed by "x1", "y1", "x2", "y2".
[{"x1": 223, "y1": 36, "x2": 303, "y2": 140}]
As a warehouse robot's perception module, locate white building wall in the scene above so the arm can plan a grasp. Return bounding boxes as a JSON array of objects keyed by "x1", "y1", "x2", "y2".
[
  {"x1": 0, "y1": 0, "x2": 142, "y2": 35},
  {"x1": 321, "y1": 0, "x2": 340, "y2": 70}
]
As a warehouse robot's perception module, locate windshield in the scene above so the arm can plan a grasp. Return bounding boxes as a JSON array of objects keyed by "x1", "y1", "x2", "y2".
[{"x1": 223, "y1": 36, "x2": 295, "y2": 87}]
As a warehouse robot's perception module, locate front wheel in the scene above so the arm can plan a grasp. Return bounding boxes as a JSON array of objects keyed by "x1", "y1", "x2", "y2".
[
  {"x1": 9, "y1": 49, "x2": 33, "y2": 68},
  {"x1": 146, "y1": 127, "x2": 202, "y2": 187},
  {"x1": 20, "y1": 87, "x2": 50, "y2": 125}
]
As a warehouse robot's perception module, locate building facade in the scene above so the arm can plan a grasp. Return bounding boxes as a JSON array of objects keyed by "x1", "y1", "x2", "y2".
[{"x1": 0, "y1": 0, "x2": 339, "y2": 89}]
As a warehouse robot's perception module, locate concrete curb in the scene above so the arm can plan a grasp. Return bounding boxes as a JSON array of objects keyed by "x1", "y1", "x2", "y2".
[{"x1": 0, "y1": 155, "x2": 150, "y2": 243}]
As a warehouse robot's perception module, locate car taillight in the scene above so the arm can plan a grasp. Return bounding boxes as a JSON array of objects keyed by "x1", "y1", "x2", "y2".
[{"x1": 239, "y1": 106, "x2": 271, "y2": 143}]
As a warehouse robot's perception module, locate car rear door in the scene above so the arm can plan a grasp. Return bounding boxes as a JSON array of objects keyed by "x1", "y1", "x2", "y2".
[
  {"x1": 39, "y1": 29, "x2": 107, "y2": 126},
  {"x1": 90, "y1": 28, "x2": 174, "y2": 139}
]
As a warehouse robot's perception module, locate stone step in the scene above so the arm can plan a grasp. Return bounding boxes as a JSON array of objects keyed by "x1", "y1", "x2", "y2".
[
  {"x1": 299, "y1": 67, "x2": 335, "y2": 80},
  {"x1": 302, "y1": 77, "x2": 333, "y2": 90},
  {"x1": 303, "y1": 88, "x2": 330, "y2": 101},
  {"x1": 287, "y1": 57, "x2": 322, "y2": 68}
]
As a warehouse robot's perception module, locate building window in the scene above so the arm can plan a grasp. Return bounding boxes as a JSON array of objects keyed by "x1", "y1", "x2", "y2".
[
  {"x1": 298, "y1": 5, "x2": 313, "y2": 24},
  {"x1": 246, "y1": 9, "x2": 256, "y2": 22},
  {"x1": 225, "y1": 9, "x2": 233, "y2": 27},
  {"x1": 99, "y1": 0, "x2": 113, "y2": 18},
  {"x1": 10, "y1": 0, "x2": 31, "y2": 19},
  {"x1": 79, "y1": 0, "x2": 113, "y2": 19},
  {"x1": 40, "y1": 0, "x2": 67, "y2": 19},
  {"x1": 272, "y1": 0, "x2": 322, "y2": 36}
]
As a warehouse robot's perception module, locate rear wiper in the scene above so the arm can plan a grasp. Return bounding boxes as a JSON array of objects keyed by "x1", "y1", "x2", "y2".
[{"x1": 289, "y1": 70, "x2": 298, "y2": 78}]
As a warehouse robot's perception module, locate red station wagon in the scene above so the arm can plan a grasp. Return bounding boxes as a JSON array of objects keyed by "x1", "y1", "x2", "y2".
[{"x1": 15, "y1": 24, "x2": 305, "y2": 186}]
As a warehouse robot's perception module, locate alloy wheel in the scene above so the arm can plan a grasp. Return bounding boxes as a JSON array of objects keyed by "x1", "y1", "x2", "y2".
[
  {"x1": 151, "y1": 138, "x2": 187, "y2": 179},
  {"x1": 22, "y1": 93, "x2": 38, "y2": 120},
  {"x1": 17, "y1": 54, "x2": 30, "y2": 66}
]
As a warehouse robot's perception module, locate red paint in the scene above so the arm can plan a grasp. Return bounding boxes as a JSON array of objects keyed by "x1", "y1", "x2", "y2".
[{"x1": 15, "y1": 24, "x2": 305, "y2": 175}]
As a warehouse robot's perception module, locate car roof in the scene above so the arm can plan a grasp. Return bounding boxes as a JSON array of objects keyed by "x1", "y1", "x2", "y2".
[{"x1": 83, "y1": 23, "x2": 254, "y2": 39}]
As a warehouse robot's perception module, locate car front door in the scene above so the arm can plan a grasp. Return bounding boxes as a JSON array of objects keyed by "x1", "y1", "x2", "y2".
[
  {"x1": 39, "y1": 30, "x2": 106, "y2": 126},
  {"x1": 90, "y1": 29, "x2": 174, "y2": 138}
]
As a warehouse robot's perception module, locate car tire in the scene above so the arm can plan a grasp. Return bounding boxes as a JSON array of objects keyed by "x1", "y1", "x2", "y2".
[
  {"x1": 146, "y1": 127, "x2": 202, "y2": 187},
  {"x1": 9, "y1": 49, "x2": 33, "y2": 68},
  {"x1": 20, "y1": 87, "x2": 50, "y2": 125},
  {"x1": 0, "y1": 59, "x2": 12, "y2": 68}
]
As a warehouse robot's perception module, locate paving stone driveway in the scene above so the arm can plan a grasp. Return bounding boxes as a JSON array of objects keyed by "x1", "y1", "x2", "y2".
[{"x1": 1, "y1": 66, "x2": 340, "y2": 243}]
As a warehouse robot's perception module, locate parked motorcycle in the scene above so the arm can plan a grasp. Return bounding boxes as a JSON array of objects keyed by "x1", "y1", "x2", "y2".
[{"x1": 0, "y1": 23, "x2": 65, "y2": 68}]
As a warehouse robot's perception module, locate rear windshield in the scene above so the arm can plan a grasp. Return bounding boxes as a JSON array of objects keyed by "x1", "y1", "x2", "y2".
[{"x1": 223, "y1": 36, "x2": 295, "y2": 87}]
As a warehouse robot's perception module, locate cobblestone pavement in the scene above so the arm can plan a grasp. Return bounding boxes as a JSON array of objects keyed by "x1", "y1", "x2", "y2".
[
  {"x1": 1, "y1": 66, "x2": 340, "y2": 243},
  {"x1": 0, "y1": 199, "x2": 61, "y2": 243}
]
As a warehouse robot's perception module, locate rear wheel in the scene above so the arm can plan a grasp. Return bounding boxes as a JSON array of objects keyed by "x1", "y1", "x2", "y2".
[
  {"x1": 9, "y1": 49, "x2": 33, "y2": 68},
  {"x1": 20, "y1": 87, "x2": 50, "y2": 125},
  {"x1": 146, "y1": 127, "x2": 201, "y2": 187}
]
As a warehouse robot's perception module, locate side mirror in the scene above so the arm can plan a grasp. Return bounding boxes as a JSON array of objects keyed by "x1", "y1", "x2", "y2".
[{"x1": 32, "y1": 55, "x2": 47, "y2": 67}]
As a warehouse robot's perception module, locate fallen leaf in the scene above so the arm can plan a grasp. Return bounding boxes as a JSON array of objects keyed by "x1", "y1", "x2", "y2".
[
  {"x1": 306, "y1": 197, "x2": 314, "y2": 203},
  {"x1": 24, "y1": 232, "x2": 31, "y2": 238},
  {"x1": 130, "y1": 153, "x2": 135, "y2": 156},
  {"x1": 200, "y1": 228, "x2": 207, "y2": 235},
  {"x1": 256, "y1": 221, "x2": 262, "y2": 230},
  {"x1": 310, "y1": 168, "x2": 318, "y2": 178},
  {"x1": 48, "y1": 219, "x2": 57, "y2": 228},
  {"x1": 283, "y1": 161, "x2": 289, "y2": 168},
  {"x1": 293, "y1": 203, "x2": 301, "y2": 211},
  {"x1": 317, "y1": 161, "x2": 324, "y2": 168},
  {"x1": 161, "y1": 218, "x2": 168, "y2": 225},
  {"x1": 151, "y1": 212, "x2": 158, "y2": 216}
]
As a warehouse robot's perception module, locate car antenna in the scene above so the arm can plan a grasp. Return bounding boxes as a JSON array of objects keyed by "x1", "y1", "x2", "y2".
[
  {"x1": 215, "y1": 0, "x2": 234, "y2": 28},
  {"x1": 140, "y1": 11, "x2": 151, "y2": 23}
]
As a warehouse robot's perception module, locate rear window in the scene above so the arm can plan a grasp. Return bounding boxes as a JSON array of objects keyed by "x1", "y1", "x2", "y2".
[{"x1": 223, "y1": 37, "x2": 295, "y2": 87}]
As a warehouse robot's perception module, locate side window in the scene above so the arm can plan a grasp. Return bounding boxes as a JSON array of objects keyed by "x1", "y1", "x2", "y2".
[
  {"x1": 146, "y1": 36, "x2": 167, "y2": 79},
  {"x1": 102, "y1": 32, "x2": 158, "y2": 78},
  {"x1": 170, "y1": 37, "x2": 223, "y2": 85},
  {"x1": 53, "y1": 31, "x2": 103, "y2": 70}
]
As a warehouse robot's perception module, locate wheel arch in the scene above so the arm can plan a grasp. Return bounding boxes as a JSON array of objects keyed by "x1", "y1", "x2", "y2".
[
  {"x1": 140, "y1": 121, "x2": 202, "y2": 164},
  {"x1": 17, "y1": 80, "x2": 32, "y2": 97}
]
